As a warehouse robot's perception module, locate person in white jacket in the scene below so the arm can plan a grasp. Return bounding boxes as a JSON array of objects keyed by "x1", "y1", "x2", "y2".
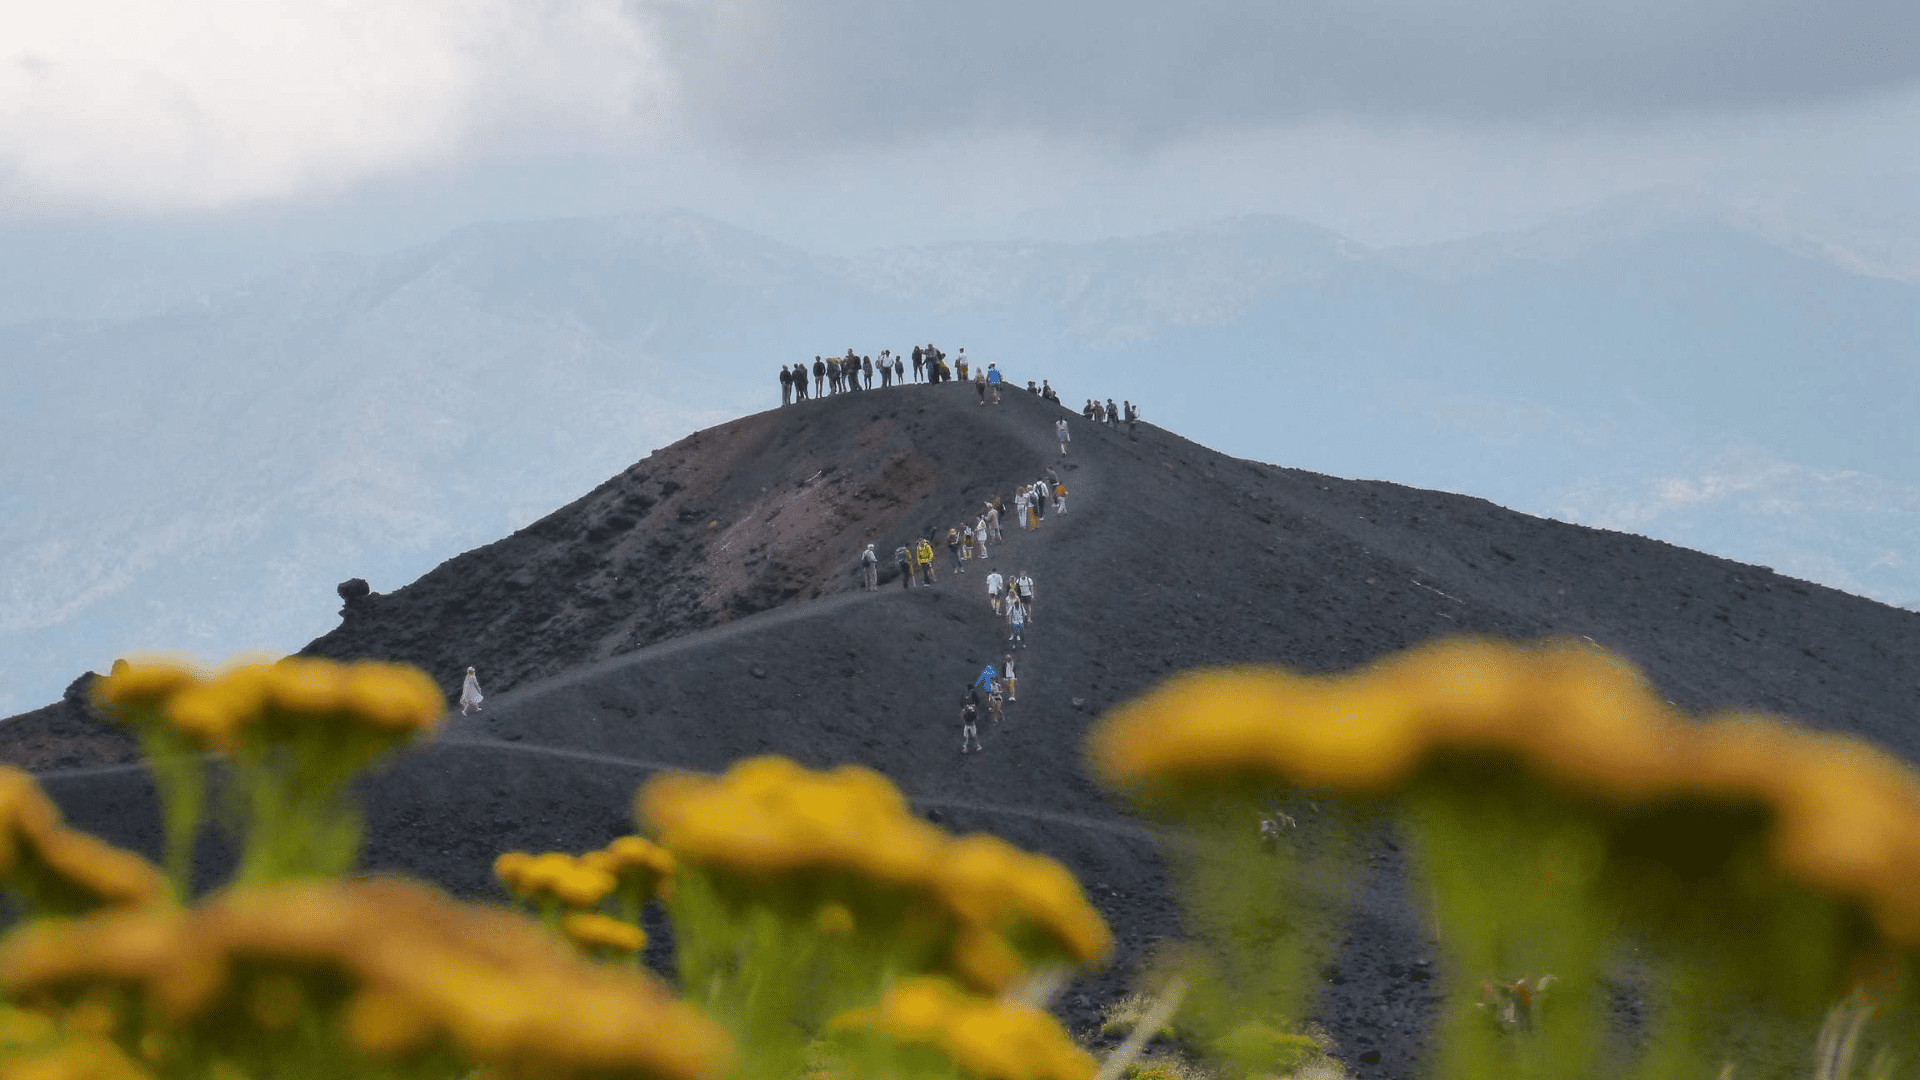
[
  {"x1": 1055, "y1": 418, "x2": 1070, "y2": 455},
  {"x1": 986, "y1": 569, "x2": 1006, "y2": 615},
  {"x1": 460, "y1": 667, "x2": 484, "y2": 714}
]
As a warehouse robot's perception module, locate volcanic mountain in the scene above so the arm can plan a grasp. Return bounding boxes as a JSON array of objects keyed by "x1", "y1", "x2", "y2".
[{"x1": 10, "y1": 377, "x2": 1920, "y2": 1079}]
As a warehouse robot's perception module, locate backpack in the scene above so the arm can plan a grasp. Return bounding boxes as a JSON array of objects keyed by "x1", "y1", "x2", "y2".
[
  {"x1": 861, "y1": 548, "x2": 877, "y2": 565},
  {"x1": 895, "y1": 546, "x2": 910, "y2": 563}
]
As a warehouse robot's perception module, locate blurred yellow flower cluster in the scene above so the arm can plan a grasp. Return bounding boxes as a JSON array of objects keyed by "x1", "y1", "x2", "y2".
[
  {"x1": 0, "y1": 767, "x2": 165, "y2": 916},
  {"x1": 833, "y1": 976, "x2": 1095, "y2": 1080},
  {"x1": 1090, "y1": 636, "x2": 1920, "y2": 949},
  {"x1": 933, "y1": 836, "x2": 1112, "y2": 991},
  {"x1": 0, "y1": 877, "x2": 731, "y2": 1080},
  {"x1": 640, "y1": 758, "x2": 945, "y2": 890},
  {"x1": 638, "y1": 758, "x2": 1109, "y2": 990},
  {"x1": 94, "y1": 655, "x2": 443, "y2": 753},
  {"x1": 496, "y1": 851, "x2": 618, "y2": 909}
]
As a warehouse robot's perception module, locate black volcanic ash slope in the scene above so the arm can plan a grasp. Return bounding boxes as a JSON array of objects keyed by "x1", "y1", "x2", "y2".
[{"x1": 15, "y1": 380, "x2": 1920, "y2": 1080}]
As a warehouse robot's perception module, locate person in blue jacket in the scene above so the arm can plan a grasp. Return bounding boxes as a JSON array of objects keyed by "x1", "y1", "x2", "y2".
[
  {"x1": 973, "y1": 664, "x2": 997, "y2": 694},
  {"x1": 986, "y1": 363, "x2": 1002, "y2": 404}
]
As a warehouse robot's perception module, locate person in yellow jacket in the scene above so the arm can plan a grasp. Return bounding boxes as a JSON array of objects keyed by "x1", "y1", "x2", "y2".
[{"x1": 915, "y1": 537, "x2": 936, "y2": 585}]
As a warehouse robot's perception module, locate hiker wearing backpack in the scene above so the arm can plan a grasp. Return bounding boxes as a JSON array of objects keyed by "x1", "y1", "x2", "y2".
[
  {"x1": 860, "y1": 543, "x2": 879, "y2": 592},
  {"x1": 1006, "y1": 596, "x2": 1027, "y2": 648},
  {"x1": 895, "y1": 544, "x2": 914, "y2": 589},
  {"x1": 1014, "y1": 570, "x2": 1035, "y2": 623},
  {"x1": 915, "y1": 538, "x2": 936, "y2": 585},
  {"x1": 879, "y1": 352, "x2": 892, "y2": 388}
]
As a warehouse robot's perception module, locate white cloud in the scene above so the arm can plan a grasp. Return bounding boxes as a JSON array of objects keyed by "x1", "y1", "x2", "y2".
[{"x1": 0, "y1": 0, "x2": 665, "y2": 214}]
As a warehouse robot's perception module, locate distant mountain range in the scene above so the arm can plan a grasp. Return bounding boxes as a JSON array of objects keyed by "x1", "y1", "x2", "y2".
[{"x1": 4, "y1": 195, "x2": 1916, "y2": 714}]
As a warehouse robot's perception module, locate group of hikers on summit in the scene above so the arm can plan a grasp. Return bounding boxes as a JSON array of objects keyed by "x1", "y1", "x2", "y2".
[{"x1": 780, "y1": 344, "x2": 1023, "y2": 404}]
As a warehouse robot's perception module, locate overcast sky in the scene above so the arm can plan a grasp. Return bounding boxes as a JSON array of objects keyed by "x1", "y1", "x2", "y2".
[{"x1": 4, "y1": 0, "x2": 1919, "y2": 251}]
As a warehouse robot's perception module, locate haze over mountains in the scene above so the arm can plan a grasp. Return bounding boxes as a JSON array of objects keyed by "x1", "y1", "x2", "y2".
[{"x1": 5, "y1": 192, "x2": 1917, "y2": 714}]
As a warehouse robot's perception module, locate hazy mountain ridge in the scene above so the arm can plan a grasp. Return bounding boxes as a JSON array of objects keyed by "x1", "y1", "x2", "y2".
[{"x1": 6, "y1": 199, "x2": 1917, "y2": 713}]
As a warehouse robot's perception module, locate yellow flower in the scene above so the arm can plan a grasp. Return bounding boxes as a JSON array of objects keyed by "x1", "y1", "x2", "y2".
[
  {"x1": 638, "y1": 758, "x2": 946, "y2": 889},
  {"x1": 265, "y1": 657, "x2": 346, "y2": 717},
  {"x1": 932, "y1": 836, "x2": 1111, "y2": 971},
  {"x1": 842, "y1": 977, "x2": 1095, "y2": 1080},
  {"x1": 90, "y1": 657, "x2": 202, "y2": 719},
  {"x1": 339, "y1": 662, "x2": 444, "y2": 735},
  {"x1": 0, "y1": 767, "x2": 167, "y2": 912},
  {"x1": 561, "y1": 912, "x2": 646, "y2": 954},
  {"x1": 0, "y1": 1039, "x2": 155, "y2": 1080},
  {"x1": 603, "y1": 835, "x2": 678, "y2": 898},
  {"x1": 493, "y1": 851, "x2": 534, "y2": 894},
  {"x1": 0, "y1": 878, "x2": 733, "y2": 1080},
  {"x1": 1090, "y1": 668, "x2": 1426, "y2": 794}
]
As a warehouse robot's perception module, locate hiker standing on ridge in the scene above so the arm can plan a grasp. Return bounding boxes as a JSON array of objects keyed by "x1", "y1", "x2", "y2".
[
  {"x1": 1056, "y1": 417, "x2": 1071, "y2": 456},
  {"x1": 986, "y1": 363, "x2": 1002, "y2": 403},
  {"x1": 956, "y1": 348, "x2": 969, "y2": 381},
  {"x1": 915, "y1": 537, "x2": 937, "y2": 585},
  {"x1": 895, "y1": 543, "x2": 914, "y2": 589},
  {"x1": 912, "y1": 346, "x2": 925, "y2": 383},
  {"x1": 1107, "y1": 398, "x2": 1120, "y2": 427},
  {"x1": 974, "y1": 365, "x2": 988, "y2": 404},
  {"x1": 894, "y1": 355, "x2": 905, "y2": 385},
  {"x1": 779, "y1": 364, "x2": 793, "y2": 406},
  {"x1": 793, "y1": 363, "x2": 809, "y2": 400},
  {"x1": 828, "y1": 355, "x2": 843, "y2": 394},
  {"x1": 860, "y1": 543, "x2": 879, "y2": 592},
  {"x1": 879, "y1": 351, "x2": 892, "y2": 388},
  {"x1": 813, "y1": 356, "x2": 826, "y2": 397},
  {"x1": 460, "y1": 667, "x2": 484, "y2": 714}
]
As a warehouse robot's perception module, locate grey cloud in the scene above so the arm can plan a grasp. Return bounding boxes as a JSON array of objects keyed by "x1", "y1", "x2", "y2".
[{"x1": 632, "y1": 0, "x2": 1920, "y2": 152}]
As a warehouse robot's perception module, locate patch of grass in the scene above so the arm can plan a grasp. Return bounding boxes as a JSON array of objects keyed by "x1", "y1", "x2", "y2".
[{"x1": 1102, "y1": 993, "x2": 1180, "y2": 1041}]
